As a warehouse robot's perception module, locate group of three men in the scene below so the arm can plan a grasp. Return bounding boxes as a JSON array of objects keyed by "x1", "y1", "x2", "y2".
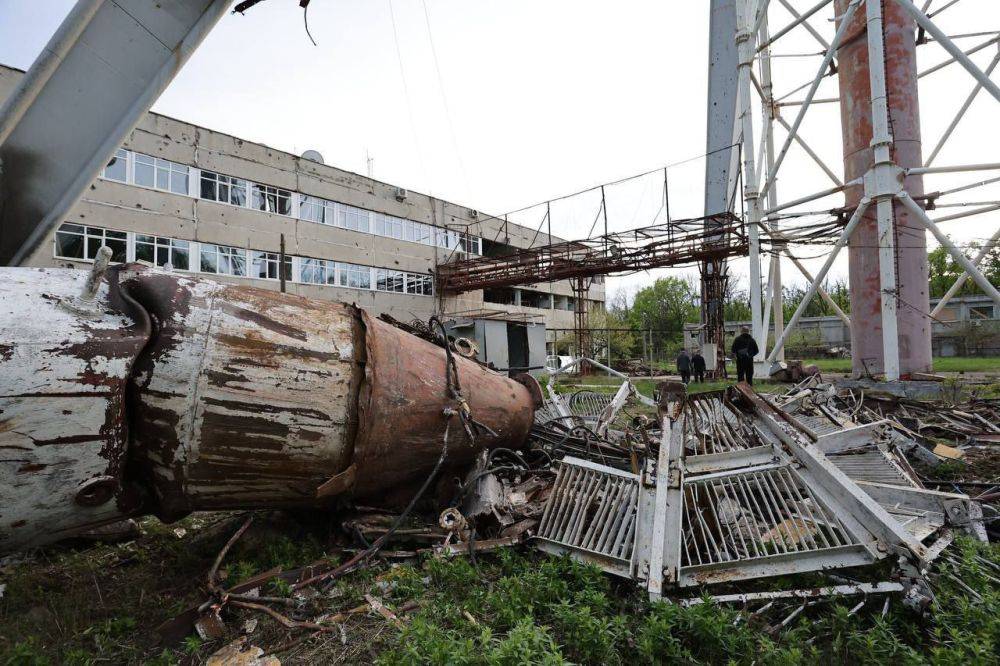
[{"x1": 676, "y1": 325, "x2": 760, "y2": 385}]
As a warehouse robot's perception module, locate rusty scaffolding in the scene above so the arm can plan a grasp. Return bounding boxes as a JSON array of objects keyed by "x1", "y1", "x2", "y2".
[
  {"x1": 436, "y1": 212, "x2": 747, "y2": 365},
  {"x1": 437, "y1": 213, "x2": 746, "y2": 294}
]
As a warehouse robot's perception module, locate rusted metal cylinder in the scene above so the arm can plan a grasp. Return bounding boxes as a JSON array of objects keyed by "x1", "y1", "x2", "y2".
[
  {"x1": 0, "y1": 267, "x2": 149, "y2": 552},
  {"x1": 0, "y1": 265, "x2": 538, "y2": 551},
  {"x1": 835, "y1": 0, "x2": 932, "y2": 376}
]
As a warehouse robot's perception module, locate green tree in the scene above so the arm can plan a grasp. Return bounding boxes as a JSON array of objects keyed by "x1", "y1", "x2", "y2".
[
  {"x1": 927, "y1": 242, "x2": 1000, "y2": 298},
  {"x1": 625, "y1": 277, "x2": 699, "y2": 349}
]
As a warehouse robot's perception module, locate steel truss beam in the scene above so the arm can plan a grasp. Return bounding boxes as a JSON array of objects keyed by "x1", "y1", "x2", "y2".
[{"x1": 436, "y1": 214, "x2": 747, "y2": 294}]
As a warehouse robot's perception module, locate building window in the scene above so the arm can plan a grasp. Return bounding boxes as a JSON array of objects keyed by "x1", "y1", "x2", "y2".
[
  {"x1": 338, "y1": 262, "x2": 371, "y2": 289},
  {"x1": 374, "y1": 213, "x2": 403, "y2": 240},
  {"x1": 338, "y1": 205, "x2": 370, "y2": 233},
  {"x1": 376, "y1": 268, "x2": 406, "y2": 293},
  {"x1": 200, "y1": 170, "x2": 247, "y2": 206},
  {"x1": 102, "y1": 149, "x2": 128, "y2": 183},
  {"x1": 251, "y1": 184, "x2": 291, "y2": 215},
  {"x1": 135, "y1": 234, "x2": 190, "y2": 270},
  {"x1": 55, "y1": 224, "x2": 128, "y2": 263},
  {"x1": 200, "y1": 244, "x2": 246, "y2": 276},
  {"x1": 407, "y1": 274, "x2": 433, "y2": 296},
  {"x1": 970, "y1": 305, "x2": 995, "y2": 320},
  {"x1": 437, "y1": 229, "x2": 480, "y2": 254},
  {"x1": 299, "y1": 195, "x2": 335, "y2": 225},
  {"x1": 299, "y1": 257, "x2": 336, "y2": 285},
  {"x1": 404, "y1": 220, "x2": 434, "y2": 245},
  {"x1": 134, "y1": 153, "x2": 189, "y2": 195},
  {"x1": 251, "y1": 251, "x2": 292, "y2": 280}
]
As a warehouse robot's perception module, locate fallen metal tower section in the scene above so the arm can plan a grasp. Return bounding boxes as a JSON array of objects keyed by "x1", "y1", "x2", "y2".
[{"x1": 533, "y1": 378, "x2": 984, "y2": 603}]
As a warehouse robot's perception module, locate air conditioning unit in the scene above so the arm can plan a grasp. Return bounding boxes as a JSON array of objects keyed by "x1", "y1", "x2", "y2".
[
  {"x1": 394, "y1": 187, "x2": 408, "y2": 202},
  {"x1": 469, "y1": 209, "x2": 479, "y2": 220}
]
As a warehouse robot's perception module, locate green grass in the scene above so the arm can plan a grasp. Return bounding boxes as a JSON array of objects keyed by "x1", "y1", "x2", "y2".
[
  {"x1": 801, "y1": 356, "x2": 1000, "y2": 374},
  {"x1": 3, "y1": 512, "x2": 998, "y2": 665}
]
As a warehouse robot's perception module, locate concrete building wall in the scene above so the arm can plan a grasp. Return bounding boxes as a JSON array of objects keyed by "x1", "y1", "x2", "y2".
[{"x1": 0, "y1": 63, "x2": 603, "y2": 329}]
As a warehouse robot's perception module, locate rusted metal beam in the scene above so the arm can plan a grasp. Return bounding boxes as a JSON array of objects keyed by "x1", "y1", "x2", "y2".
[{"x1": 437, "y1": 213, "x2": 747, "y2": 294}]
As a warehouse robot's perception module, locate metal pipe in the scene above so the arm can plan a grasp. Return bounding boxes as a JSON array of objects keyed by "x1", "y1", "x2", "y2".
[
  {"x1": 760, "y1": 0, "x2": 860, "y2": 202},
  {"x1": 0, "y1": 0, "x2": 105, "y2": 146},
  {"x1": 896, "y1": 0, "x2": 1000, "y2": 102},
  {"x1": 785, "y1": 249, "x2": 852, "y2": 329},
  {"x1": 909, "y1": 162, "x2": 1000, "y2": 175},
  {"x1": 736, "y1": 0, "x2": 766, "y2": 357},
  {"x1": 767, "y1": 199, "x2": 870, "y2": 363},
  {"x1": 930, "y1": 224, "x2": 1000, "y2": 317},
  {"x1": 897, "y1": 193, "x2": 1000, "y2": 307},
  {"x1": 925, "y1": 50, "x2": 1000, "y2": 168}
]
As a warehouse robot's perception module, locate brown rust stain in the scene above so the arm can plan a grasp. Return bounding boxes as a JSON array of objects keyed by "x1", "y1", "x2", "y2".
[{"x1": 221, "y1": 302, "x2": 308, "y2": 341}]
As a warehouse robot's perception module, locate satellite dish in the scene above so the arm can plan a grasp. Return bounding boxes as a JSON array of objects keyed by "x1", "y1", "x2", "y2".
[{"x1": 301, "y1": 149, "x2": 325, "y2": 164}]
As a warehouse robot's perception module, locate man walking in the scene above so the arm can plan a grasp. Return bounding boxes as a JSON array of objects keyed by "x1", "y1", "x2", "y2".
[
  {"x1": 691, "y1": 348, "x2": 706, "y2": 383},
  {"x1": 731, "y1": 326, "x2": 759, "y2": 385},
  {"x1": 676, "y1": 349, "x2": 692, "y2": 385}
]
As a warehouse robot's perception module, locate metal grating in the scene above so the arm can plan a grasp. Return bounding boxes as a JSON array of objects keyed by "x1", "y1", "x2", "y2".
[
  {"x1": 568, "y1": 391, "x2": 614, "y2": 420},
  {"x1": 535, "y1": 458, "x2": 639, "y2": 577},
  {"x1": 830, "y1": 450, "x2": 917, "y2": 487},
  {"x1": 684, "y1": 395, "x2": 758, "y2": 454},
  {"x1": 679, "y1": 466, "x2": 860, "y2": 570}
]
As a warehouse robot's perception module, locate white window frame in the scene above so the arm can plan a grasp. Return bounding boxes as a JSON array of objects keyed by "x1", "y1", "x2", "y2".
[
  {"x1": 200, "y1": 170, "x2": 249, "y2": 207},
  {"x1": 251, "y1": 183, "x2": 292, "y2": 216},
  {"x1": 54, "y1": 223, "x2": 129, "y2": 263},
  {"x1": 298, "y1": 257, "x2": 336, "y2": 285},
  {"x1": 338, "y1": 262, "x2": 372, "y2": 290},
  {"x1": 134, "y1": 234, "x2": 192, "y2": 271},
  {"x1": 251, "y1": 251, "x2": 291, "y2": 281},
  {"x1": 200, "y1": 243, "x2": 248, "y2": 277},
  {"x1": 101, "y1": 148, "x2": 129, "y2": 183},
  {"x1": 132, "y1": 152, "x2": 189, "y2": 195},
  {"x1": 407, "y1": 273, "x2": 434, "y2": 296},
  {"x1": 338, "y1": 204, "x2": 371, "y2": 234},
  {"x1": 376, "y1": 268, "x2": 406, "y2": 293}
]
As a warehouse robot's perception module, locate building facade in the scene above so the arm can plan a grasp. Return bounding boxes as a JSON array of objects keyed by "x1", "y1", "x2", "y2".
[{"x1": 0, "y1": 64, "x2": 603, "y2": 335}]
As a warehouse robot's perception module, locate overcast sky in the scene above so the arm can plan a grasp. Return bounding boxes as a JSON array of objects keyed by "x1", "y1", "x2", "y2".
[{"x1": 1, "y1": 0, "x2": 998, "y2": 303}]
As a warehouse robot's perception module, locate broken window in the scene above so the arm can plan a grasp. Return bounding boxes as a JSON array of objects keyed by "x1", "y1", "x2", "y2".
[
  {"x1": 298, "y1": 257, "x2": 335, "y2": 285},
  {"x1": 251, "y1": 184, "x2": 292, "y2": 215},
  {"x1": 134, "y1": 153, "x2": 189, "y2": 195},
  {"x1": 338, "y1": 262, "x2": 371, "y2": 290},
  {"x1": 299, "y1": 194, "x2": 335, "y2": 225},
  {"x1": 376, "y1": 268, "x2": 406, "y2": 293},
  {"x1": 102, "y1": 148, "x2": 128, "y2": 183},
  {"x1": 200, "y1": 170, "x2": 247, "y2": 206},
  {"x1": 135, "y1": 234, "x2": 189, "y2": 270},
  {"x1": 251, "y1": 251, "x2": 292, "y2": 281},
  {"x1": 200, "y1": 244, "x2": 246, "y2": 276},
  {"x1": 407, "y1": 273, "x2": 434, "y2": 296},
  {"x1": 55, "y1": 224, "x2": 128, "y2": 263}
]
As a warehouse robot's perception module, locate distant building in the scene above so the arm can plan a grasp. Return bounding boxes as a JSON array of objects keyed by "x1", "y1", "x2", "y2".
[
  {"x1": 720, "y1": 294, "x2": 999, "y2": 357},
  {"x1": 0, "y1": 63, "x2": 603, "y2": 370}
]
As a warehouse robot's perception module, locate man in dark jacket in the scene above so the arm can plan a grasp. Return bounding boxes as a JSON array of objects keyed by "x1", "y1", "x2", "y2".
[
  {"x1": 731, "y1": 326, "x2": 759, "y2": 385},
  {"x1": 691, "y1": 349, "x2": 706, "y2": 383},
  {"x1": 676, "y1": 349, "x2": 692, "y2": 384}
]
